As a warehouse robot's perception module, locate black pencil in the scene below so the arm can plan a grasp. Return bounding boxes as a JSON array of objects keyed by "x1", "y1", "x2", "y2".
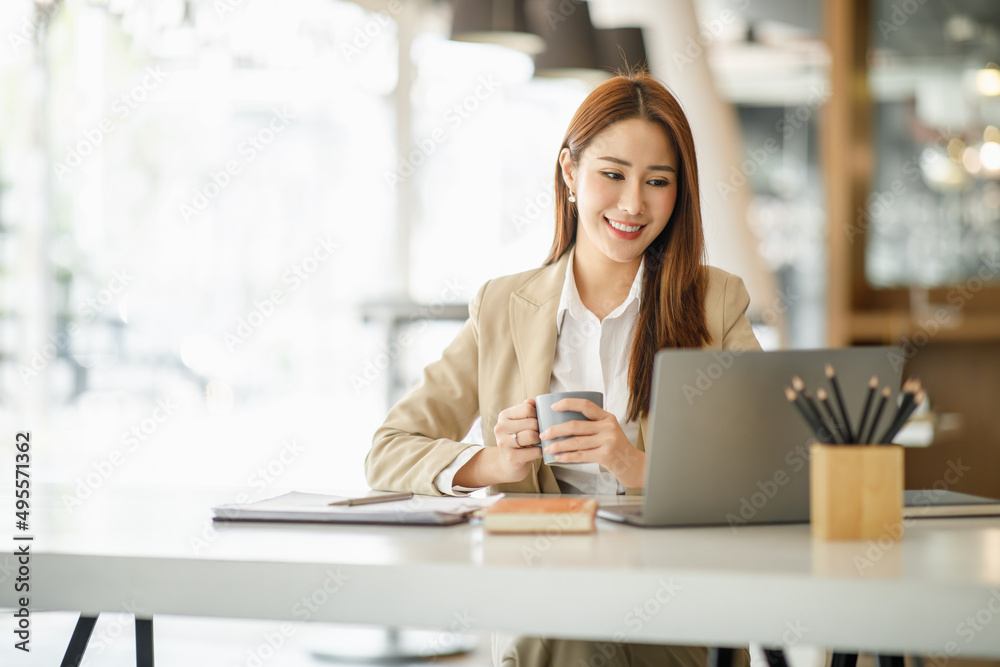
[
  {"x1": 878, "y1": 379, "x2": 919, "y2": 444},
  {"x1": 879, "y1": 390, "x2": 924, "y2": 444},
  {"x1": 879, "y1": 379, "x2": 917, "y2": 442},
  {"x1": 817, "y1": 388, "x2": 848, "y2": 444},
  {"x1": 785, "y1": 387, "x2": 835, "y2": 444},
  {"x1": 825, "y1": 364, "x2": 854, "y2": 442},
  {"x1": 861, "y1": 386, "x2": 892, "y2": 445},
  {"x1": 792, "y1": 377, "x2": 838, "y2": 444},
  {"x1": 855, "y1": 375, "x2": 878, "y2": 447}
]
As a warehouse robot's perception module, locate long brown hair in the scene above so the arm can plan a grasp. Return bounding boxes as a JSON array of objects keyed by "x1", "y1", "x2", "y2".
[{"x1": 544, "y1": 68, "x2": 711, "y2": 422}]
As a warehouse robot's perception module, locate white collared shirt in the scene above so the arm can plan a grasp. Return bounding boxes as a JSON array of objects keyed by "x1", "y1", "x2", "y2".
[{"x1": 434, "y1": 247, "x2": 643, "y2": 495}]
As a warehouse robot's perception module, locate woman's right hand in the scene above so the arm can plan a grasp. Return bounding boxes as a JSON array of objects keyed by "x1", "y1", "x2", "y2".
[{"x1": 492, "y1": 398, "x2": 543, "y2": 483}]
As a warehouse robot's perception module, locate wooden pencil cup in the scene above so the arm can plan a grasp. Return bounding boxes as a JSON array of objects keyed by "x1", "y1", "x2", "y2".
[{"x1": 809, "y1": 443, "x2": 904, "y2": 541}]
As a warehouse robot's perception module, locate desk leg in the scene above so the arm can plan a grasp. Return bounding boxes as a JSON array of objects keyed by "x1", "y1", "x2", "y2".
[
  {"x1": 877, "y1": 655, "x2": 905, "y2": 667},
  {"x1": 136, "y1": 617, "x2": 154, "y2": 667},
  {"x1": 764, "y1": 649, "x2": 788, "y2": 667},
  {"x1": 61, "y1": 614, "x2": 97, "y2": 667},
  {"x1": 708, "y1": 647, "x2": 734, "y2": 667},
  {"x1": 832, "y1": 653, "x2": 859, "y2": 667}
]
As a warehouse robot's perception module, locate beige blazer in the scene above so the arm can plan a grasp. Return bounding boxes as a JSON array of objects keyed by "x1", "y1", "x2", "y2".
[{"x1": 365, "y1": 251, "x2": 762, "y2": 497}]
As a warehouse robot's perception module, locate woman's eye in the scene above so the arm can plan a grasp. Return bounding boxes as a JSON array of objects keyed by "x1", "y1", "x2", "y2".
[{"x1": 601, "y1": 172, "x2": 671, "y2": 187}]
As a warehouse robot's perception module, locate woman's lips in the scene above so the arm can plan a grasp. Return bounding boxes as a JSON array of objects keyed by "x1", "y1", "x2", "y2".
[{"x1": 604, "y1": 216, "x2": 644, "y2": 240}]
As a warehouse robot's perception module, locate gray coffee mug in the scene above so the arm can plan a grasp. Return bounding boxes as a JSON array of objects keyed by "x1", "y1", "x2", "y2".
[{"x1": 535, "y1": 391, "x2": 604, "y2": 465}]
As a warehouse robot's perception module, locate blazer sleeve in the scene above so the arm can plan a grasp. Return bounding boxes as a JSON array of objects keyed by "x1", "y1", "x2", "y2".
[
  {"x1": 364, "y1": 282, "x2": 488, "y2": 495},
  {"x1": 720, "y1": 273, "x2": 763, "y2": 352}
]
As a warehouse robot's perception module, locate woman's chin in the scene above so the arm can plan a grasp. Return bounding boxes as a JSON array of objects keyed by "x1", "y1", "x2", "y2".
[{"x1": 600, "y1": 247, "x2": 644, "y2": 265}]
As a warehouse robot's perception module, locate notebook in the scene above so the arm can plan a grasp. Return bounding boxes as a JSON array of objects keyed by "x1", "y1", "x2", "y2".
[
  {"x1": 212, "y1": 491, "x2": 502, "y2": 526},
  {"x1": 598, "y1": 347, "x2": 904, "y2": 527},
  {"x1": 904, "y1": 489, "x2": 1000, "y2": 518}
]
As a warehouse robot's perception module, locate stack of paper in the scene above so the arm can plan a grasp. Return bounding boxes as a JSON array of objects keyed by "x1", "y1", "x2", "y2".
[{"x1": 212, "y1": 491, "x2": 504, "y2": 526}]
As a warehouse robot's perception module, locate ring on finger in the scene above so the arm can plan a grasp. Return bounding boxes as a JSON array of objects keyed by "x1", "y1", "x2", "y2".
[{"x1": 511, "y1": 430, "x2": 519, "y2": 445}]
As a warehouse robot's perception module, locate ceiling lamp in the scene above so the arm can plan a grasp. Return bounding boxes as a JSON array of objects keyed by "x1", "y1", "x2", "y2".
[
  {"x1": 525, "y1": 0, "x2": 647, "y2": 84},
  {"x1": 975, "y1": 62, "x2": 1000, "y2": 97},
  {"x1": 919, "y1": 145, "x2": 971, "y2": 192},
  {"x1": 450, "y1": 0, "x2": 546, "y2": 55},
  {"x1": 526, "y1": 0, "x2": 600, "y2": 80},
  {"x1": 595, "y1": 27, "x2": 648, "y2": 75}
]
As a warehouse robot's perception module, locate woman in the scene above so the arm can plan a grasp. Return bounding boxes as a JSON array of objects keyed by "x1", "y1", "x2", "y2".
[{"x1": 366, "y1": 69, "x2": 759, "y2": 666}]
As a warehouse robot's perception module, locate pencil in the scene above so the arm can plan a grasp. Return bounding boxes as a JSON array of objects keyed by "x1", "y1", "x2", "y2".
[
  {"x1": 328, "y1": 492, "x2": 414, "y2": 506},
  {"x1": 816, "y1": 388, "x2": 848, "y2": 444},
  {"x1": 855, "y1": 375, "x2": 878, "y2": 447},
  {"x1": 785, "y1": 387, "x2": 835, "y2": 444},
  {"x1": 879, "y1": 390, "x2": 924, "y2": 444},
  {"x1": 861, "y1": 386, "x2": 892, "y2": 445},
  {"x1": 825, "y1": 364, "x2": 854, "y2": 442},
  {"x1": 792, "y1": 377, "x2": 838, "y2": 444},
  {"x1": 889, "y1": 379, "x2": 918, "y2": 432},
  {"x1": 878, "y1": 379, "x2": 918, "y2": 444}
]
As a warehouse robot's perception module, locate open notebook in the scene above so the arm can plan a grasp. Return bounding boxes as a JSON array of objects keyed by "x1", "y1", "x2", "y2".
[{"x1": 212, "y1": 491, "x2": 503, "y2": 526}]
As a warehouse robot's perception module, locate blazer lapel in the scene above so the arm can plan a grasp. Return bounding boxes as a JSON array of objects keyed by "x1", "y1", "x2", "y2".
[
  {"x1": 509, "y1": 252, "x2": 568, "y2": 400},
  {"x1": 509, "y1": 252, "x2": 569, "y2": 493}
]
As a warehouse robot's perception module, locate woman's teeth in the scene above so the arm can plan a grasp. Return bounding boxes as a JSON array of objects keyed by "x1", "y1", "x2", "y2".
[{"x1": 607, "y1": 218, "x2": 641, "y2": 233}]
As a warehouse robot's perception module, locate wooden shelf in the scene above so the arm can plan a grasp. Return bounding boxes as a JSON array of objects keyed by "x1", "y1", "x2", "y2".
[
  {"x1": 821, "y1": 0, "x2": 1000, "y2": 501},
  {"x1": 847, "y1": 312, "x2": 1000, "y2": 343},
  {"x1": 822, "y1": 0, "x2": 1000, "y2": 346}
]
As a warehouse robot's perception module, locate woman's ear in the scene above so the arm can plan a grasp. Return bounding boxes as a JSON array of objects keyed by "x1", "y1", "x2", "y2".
[{"x1": 558, "y1": 147, "x2": 576, "y2": 194}]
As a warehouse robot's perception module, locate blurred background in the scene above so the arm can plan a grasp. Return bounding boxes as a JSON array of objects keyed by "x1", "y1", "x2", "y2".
[
  {"x1": 3, "y1": 0, "x2": 1000, "y2": 506},
  {"x1": 2, "y1": 0, "x2": 1000, "y2": 503},
  {"x1": 3, "y1": 0, "x2": 1000, "y2": 663}
]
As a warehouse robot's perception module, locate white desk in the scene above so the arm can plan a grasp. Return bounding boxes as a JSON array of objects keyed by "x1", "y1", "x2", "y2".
[{"x1": 4, "y1": 483, "x2": 1000, "y2": 663}]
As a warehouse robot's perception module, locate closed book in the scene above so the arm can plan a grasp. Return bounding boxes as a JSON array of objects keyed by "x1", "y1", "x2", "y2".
[
  {"x1": 482, "y1": 497, "x2": 598, "y2": 534},
  {"x1": 904, "y1": 489, "x2": 1000, "y2": 518}
]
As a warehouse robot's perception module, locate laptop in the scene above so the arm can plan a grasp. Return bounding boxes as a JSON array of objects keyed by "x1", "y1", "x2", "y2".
[{"x1": 598, "y1": 347, "x2": 904, "y2": 527}]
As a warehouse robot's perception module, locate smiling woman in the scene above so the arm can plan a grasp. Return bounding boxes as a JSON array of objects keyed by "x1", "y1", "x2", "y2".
[
  {"x1": 365, "y1": 68, "x2": 759, "y2": 667},
  {"x1": 560, "y1": 118, "x2": 678, "y2": 282},
  {"x1": 549, "y1": 81, "x2": 715, "y2": 427}
]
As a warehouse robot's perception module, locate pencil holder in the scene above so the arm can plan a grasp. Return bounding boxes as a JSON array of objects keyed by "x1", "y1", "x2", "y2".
[{"x1": 809, "y1": 443, "x2": 904, "y2": 541}]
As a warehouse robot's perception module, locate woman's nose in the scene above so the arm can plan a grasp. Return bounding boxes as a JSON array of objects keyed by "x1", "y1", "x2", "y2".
[{"x1": 618, "y1": 181, "x2": 644, "y2": 215}]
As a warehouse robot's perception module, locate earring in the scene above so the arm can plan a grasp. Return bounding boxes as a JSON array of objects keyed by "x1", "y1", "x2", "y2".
[{"x1": 568, "y1": 191, "x2": 576, "y2": 203}]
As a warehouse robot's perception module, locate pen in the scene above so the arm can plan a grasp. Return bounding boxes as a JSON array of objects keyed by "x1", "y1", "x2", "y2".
[{"x1": 328, "y1": 492, "x2": 414, "y2": 507}]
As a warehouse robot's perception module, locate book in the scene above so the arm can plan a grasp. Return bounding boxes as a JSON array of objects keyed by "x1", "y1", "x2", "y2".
[
  {"x1": 904, "y1": 489, "x2": 1000, "y2": 519},
  {"x1": 212, "y1": 491, "x2": 504, "y2": 526},
  {"x1": 482, "y1": 497, "x2": 598, "y2": 534}
]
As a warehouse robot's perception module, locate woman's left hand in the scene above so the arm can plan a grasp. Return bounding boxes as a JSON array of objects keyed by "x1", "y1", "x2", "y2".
[{"x1": 539, "y1": 398, "x2": 645, "y2": 488}]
